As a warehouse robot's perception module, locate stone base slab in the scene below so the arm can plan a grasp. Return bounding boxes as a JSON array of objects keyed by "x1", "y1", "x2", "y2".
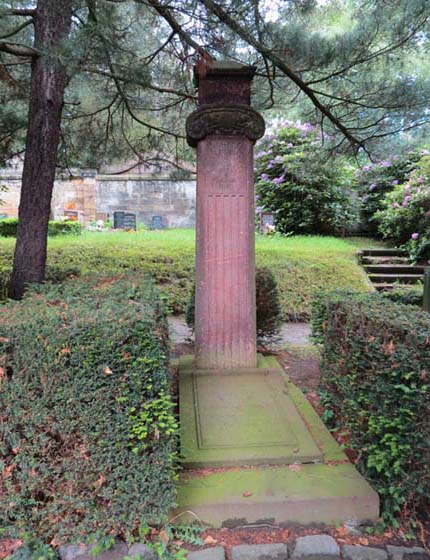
[
  {"x1": 179, "y1": 355, "x2": 323, "y2": 467},
  {"x1": 176, "y1": 355, "x2": 379, "y2": 526}
]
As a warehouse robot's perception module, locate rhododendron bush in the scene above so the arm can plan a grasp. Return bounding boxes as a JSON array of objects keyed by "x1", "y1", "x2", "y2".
[
  {"x1": 254, "y1": 119, "x2": 357, "y2": 235},
  {"x1": 355, "y1": 151, "x2": 422, "y2": 235},
  {"x1": 375, "y1": 154, "x2": 430, "y2": 261}
]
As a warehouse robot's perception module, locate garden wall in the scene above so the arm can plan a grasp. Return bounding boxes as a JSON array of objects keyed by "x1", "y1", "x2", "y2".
[{"x1": 0, "y1": 166, "x2": 196, "y2": 228}]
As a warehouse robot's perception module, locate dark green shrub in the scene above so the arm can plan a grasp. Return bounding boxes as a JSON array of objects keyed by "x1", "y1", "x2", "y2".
[
  {"x1": 0, "y1": 219, "x2": 82, "y2": 238},
  {"x1": 0, "y1": 217, "x2": 18, "y2": 237},
  {"x1": 256, "y1": 267, "x2": 283, "y2": 344},
  {"x1": 0, "y1": 274, "x2": 177, "y2": 542},
  {"x1": 255, "y1": 121, "x2": 358, "y2": 235},
  {"x1": 312, "y1": 289, "x2": 430, "y2": 525},
  {"x1": 47, "y1": 220, "x2": 82, "y2": 236},
  {"x1": 185, "y1": 282, "x2": 196, "y2": 331},
  {"x1": 186, "y1": 267, "x2": 283, "y2": 344}
]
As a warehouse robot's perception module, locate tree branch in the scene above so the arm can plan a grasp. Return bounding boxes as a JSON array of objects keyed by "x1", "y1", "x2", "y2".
[
  {"x1": 0, "y1": 40, "x2": 40, "y2": 57},
  {"x1": 144, "y1": 0, "x2": 203, "y2": 53},
  {"x1": 0, "y1": 19, "x2": 33, "y2": 40},
  {"x1": 199, "y1": 0, "x2": 363, "y2": 148},
  {"x1": 84, "y1": 66, "x2": 196, "y2": 99},
  {"x1": 2, "y1": 8, "x2": 36, "y2": 17},
  {"x1": 86, "y1": 0, "x2": 186, "y2": 139}
]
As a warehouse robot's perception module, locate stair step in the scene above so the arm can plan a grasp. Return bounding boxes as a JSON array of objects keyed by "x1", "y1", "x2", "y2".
[
  {"x1": 358, "y1": 248, "x2": 407, "y2": 257},
  {"x1": 360, "y1": 256, "x2": 409, "y2": 265},
  {"x1": 368, "y1": 274, "x2": 423, "y2": 284},
  {"x1": 364, "y1": 265, "x2": 425, "y2": 275}
]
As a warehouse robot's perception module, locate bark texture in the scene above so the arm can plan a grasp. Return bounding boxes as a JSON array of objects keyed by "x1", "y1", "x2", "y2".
[{"x1": 9, "y1": 0, "x2": 72, "y2": 299}]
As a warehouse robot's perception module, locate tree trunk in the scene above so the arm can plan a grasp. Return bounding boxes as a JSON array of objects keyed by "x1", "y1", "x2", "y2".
[{"x1": 8, "y1": 0, "x2": 72, "y2": 299}]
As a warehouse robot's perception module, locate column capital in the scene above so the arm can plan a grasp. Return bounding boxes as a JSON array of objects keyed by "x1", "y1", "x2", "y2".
[{"x1": 186, "y1": 103, "x2": 265, "y2": 148}]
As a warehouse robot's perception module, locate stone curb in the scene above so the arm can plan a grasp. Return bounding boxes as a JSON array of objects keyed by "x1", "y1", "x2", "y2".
[{"x1": 55, "y1": 538, "x2": 430, "y2": 560}]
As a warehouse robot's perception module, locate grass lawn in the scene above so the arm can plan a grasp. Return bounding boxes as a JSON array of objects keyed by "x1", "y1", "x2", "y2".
[{"x1": 0, "y1": 230, "x2": 382, "y2": 319}]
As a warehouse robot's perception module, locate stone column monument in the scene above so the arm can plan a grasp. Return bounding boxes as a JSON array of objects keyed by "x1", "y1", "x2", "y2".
[
  {"x1": 177, "y1": 59, "x2": 379, "y2": 526},
  {"x1": 186, "y1": 60, "x2": 265, "y2": 370}
]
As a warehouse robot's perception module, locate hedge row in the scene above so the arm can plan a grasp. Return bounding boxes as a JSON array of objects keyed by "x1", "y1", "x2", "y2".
[
  {"x1": 312, "y1": 289, "x2": 430, "y2": 525},
  {"x1": 0, "y1": 274, "x2": 177, "y2": 542},
  {"x1": 0, "y1": 218, "x2": 82, "y2": 237}
]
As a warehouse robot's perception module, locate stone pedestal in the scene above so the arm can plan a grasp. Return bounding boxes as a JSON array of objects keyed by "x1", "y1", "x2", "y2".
[{"x1": 186, "y1": 61, "x2": 265, "y2": 369}]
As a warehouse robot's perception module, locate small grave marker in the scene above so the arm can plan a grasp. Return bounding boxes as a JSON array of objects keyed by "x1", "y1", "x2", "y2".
[
  {"x1": 64, "y1": 210, "x2": 78, "y2": 221},
  {"x1": 113, "y1": 211, "x2": 137, "y2": 230},
  {"x1": 260, "y1": 212, "x2": 275, "y2": 234},
  {"x1": 151, "y1": 215, "x2": 164, "y2": 230}
]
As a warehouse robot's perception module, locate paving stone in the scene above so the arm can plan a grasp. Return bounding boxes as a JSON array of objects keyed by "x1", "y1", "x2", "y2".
[
  {"x1": 187, "y1": 547, "x2": 226, "y2": 560},
  {"x1": 386, "y1": 545, "x2": 429, "y2": 560},
  {"x1": 231, "y1": 543, "x2": 288, "y2": 560},
  {"x1": 59, "y1": 540, "x2": 128, "y2": 560},
  {"x1": 128, "y1": 543, "x2": 157, "y2": 560},
  {"x1": 291, "y1": 535, "x2": 340, "y2": 558},
  {"x1": 342, "y1": 544, "x2": 388, "y2": 560}
]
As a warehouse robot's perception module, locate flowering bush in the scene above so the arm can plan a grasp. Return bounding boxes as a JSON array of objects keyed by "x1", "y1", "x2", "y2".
[
  {"x1": 356, "y1": 150, "x2": 423, "y2": 234},
  {"x1": 375, "y1": 154, "x2": 430, "y2": 261},
  {"x1": 254, "y1": 119, "x2": 357, "y2": 235}
]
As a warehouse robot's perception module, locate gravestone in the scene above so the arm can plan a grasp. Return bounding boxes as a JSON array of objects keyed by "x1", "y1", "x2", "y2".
[
  {"x1": 260, "y1": 212, "x2": 275, "y2": 234},
  {"x1": 64, "y1": 210, "x2": 78, "y2": 221},
  {"x1": 151, "y1": 215, "x2": 164, "y2": 230},
  {"x1": 113, "y1": 211, "x2": 137, "y2": 230},
  {"x1": 177, "y1": 58, "x2": 379, "y2": 527}
]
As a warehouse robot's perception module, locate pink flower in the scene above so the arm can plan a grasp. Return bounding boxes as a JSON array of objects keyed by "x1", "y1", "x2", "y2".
[{"x1": 411, "y1": 233, "x2": 419, "y2": 240}]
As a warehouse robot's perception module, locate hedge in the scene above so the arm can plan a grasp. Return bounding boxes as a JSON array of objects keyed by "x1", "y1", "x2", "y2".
[
  {"x1": 0, "y1": 218, "x2": 82, "y2": 237},
  {"x1": 0, "y1": 274, "x2": 178, "y2": 543},
  {"x1": 312, "y1": 289, "x2": 430, "y2": 525}
]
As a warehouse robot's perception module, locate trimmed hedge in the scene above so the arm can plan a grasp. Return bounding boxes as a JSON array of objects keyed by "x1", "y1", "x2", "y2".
[
  {"x1": 0, "y1": 274, "x2": 177, "y2": 542},
  {"x1": 0, "y1": 218, "x2": 19, "y2": 237},
  {"x1": 312, "y1": 289, "x2": 430, "y2": 525},
  {"x1": 0, "y1": 218, "x2": 82, "y2": 237}
]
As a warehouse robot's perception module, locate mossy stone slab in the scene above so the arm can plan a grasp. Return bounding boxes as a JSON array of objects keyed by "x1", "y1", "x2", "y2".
[
  {"x1": 179, "y1": 355, "x2": 323, "y2": 467},
  {"x1": 175, "y1": 355, "x2": 379, "y2": 526}
]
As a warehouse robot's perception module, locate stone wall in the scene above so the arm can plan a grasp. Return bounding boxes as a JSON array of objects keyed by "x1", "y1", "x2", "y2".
[
  {"x1": 96, "y1": 176, "x2": 195, "y2": 228},
  {"x1": 0, "y1": 168, "x2": 196, "y2": 228}
]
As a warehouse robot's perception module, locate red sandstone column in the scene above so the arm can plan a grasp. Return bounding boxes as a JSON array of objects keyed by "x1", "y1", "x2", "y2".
[{"x1": 186, "y1": 60, "x2": 265, "y2": 369}]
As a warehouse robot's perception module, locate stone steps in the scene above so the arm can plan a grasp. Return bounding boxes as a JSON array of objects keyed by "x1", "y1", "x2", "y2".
[
  {"x1": 364, "y1": 264, "x2": 425, "y2": 275},
  {"x1": 358, "y1": 248, "x2": 408, "y2": 257},
  {"x1": 358, "y1": 248, "x2": 425, "y2": 291},
  {"x1": 360, "y1": 255, "x2": 409, "y2": 265}
]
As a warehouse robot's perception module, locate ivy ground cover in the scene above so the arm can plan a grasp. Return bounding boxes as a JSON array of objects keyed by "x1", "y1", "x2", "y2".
[{"x1": 0, "y1": 275, "x2": 178, "y2": 543}]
